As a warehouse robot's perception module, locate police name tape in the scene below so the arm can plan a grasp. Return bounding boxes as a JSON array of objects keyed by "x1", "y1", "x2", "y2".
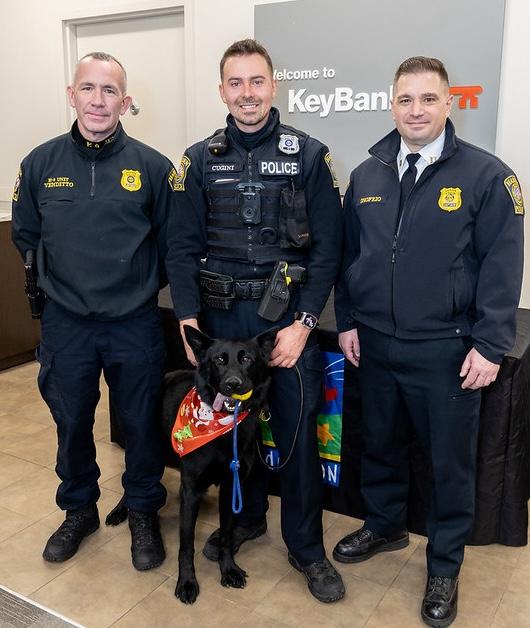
[{"x1": 44, "y1": 181, "x2": 74, "y2": 188}]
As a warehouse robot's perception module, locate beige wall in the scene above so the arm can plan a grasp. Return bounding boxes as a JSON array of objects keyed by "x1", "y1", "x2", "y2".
[
  {"x1": 0, "y1": 0, "x2": 279, "y2": 199},
  {"x1": 1, "y1": 0, "x2": 528, "y2": 306}
]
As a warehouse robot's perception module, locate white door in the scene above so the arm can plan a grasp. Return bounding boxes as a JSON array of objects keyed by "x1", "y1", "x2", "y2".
[{"x1": 71, "y1": 11, "x2": 186, "y2": 165}]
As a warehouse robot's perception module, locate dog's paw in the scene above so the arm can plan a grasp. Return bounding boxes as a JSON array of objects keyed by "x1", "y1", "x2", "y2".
[
  {"x1": 175, "y1": 578, "x2": 200, "y2": 604},
  {"x1": 220, "y1": 564, "x2": 247, "y2": 589}
]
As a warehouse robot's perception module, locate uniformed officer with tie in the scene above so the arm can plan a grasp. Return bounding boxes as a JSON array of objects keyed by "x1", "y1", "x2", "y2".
[{"x1": 334, "y1": 56, "x2": 524, "y2": 626}]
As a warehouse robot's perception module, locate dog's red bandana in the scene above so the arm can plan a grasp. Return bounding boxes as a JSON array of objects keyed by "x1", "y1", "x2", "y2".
[{"x1": 171, "y1": 387, "x2": 249, "y2": 457}]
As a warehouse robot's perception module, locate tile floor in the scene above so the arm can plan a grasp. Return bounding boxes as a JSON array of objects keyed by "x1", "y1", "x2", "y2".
[{"x1": 1, "y1": 360, "x2": 529, "y2": 627}]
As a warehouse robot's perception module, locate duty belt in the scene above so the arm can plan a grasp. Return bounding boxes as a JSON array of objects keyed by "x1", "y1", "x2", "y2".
[{"x1": 199, "y1": 270, "x2": 269, "y2": 310}]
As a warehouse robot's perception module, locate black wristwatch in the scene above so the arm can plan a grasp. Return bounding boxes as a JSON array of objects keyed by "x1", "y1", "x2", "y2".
[{"x1": 295, "y1": 311, "x2": 319, "y2": 330}]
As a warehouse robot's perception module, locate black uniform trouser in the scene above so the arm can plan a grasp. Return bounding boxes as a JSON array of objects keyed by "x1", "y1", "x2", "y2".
[
  {"x1": 202, "y1": 299, "x2": 325, "y2": 565},
  {"x1": 357, "y1": 324, "x2": 481, "y2": 577},
  {"x1": 37, "y1": 300, "x2": 167, "y2": 512}
]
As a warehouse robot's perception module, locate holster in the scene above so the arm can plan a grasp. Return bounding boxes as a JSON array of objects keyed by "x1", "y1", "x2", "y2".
[{"x1": 24, "y1": 250, "x2": 45, "y2": 319}]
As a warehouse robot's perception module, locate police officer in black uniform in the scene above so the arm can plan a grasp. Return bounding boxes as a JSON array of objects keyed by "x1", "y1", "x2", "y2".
[
  {"x1": 165, "y1": 39, "x2": 344, "y2": 602},
  {"x1": 11, "y1": 52, "x2": 176, "y2": 570},
  {"x1": 334, "y1": 57, "x2": 524, "y2": 626}
]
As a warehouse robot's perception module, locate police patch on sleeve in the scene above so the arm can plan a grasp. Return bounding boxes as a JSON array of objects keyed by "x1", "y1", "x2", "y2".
[
  {"x1": 169, "y1": 155, "x2": 191, "y2": 192},
  {"x1": 12, "y1": 167, "x2": 22, "y2": 201},
  {"x1": 324, "y1": 152, "x2": 340, "y2": 188},
  {"x1": 504, "y1": 175, "x2": 524, "y2": 215}
]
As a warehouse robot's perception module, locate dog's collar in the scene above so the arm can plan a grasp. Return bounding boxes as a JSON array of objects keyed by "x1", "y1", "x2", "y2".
[{"x1": 172, "y1": 387, "x2": 250, "y2": 457}]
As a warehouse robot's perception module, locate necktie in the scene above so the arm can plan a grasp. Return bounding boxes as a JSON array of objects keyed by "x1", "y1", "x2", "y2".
[{"x1": 399, "y1": 153, "x2": 421, "y2": 216}]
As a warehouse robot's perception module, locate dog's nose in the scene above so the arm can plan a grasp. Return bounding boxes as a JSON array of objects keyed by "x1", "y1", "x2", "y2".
[{"x1": 224, "y1": 376, "x2": 243, "y2": 393}]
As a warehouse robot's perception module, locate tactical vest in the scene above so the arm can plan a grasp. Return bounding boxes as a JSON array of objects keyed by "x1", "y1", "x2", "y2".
[{"x1": 202, "y1": 125, "x2": 315, "y2": 264}]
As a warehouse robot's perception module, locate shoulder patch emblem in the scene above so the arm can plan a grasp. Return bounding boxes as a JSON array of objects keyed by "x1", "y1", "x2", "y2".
[
  {"x1": 121, "y1": 170, "x2": 142, "y2": 192},
  {"x1": 169, "y1": 155, "x2": 191, "y2": 192},
  {"x1": 324, "y1": 152, "x2": 340, "y2": 189},
  {"x1": 438, "y1": 187, "x2": 462, "y2": 212},
  {"x1": 504, "y1": 175, "x2": 524, "y2": 215},
  {"x1": 278, "y1": 134, "x2": 300, "y2": 155},
  {"x1": 12, "y1": 167, "x2": 22, "y2": 202}
]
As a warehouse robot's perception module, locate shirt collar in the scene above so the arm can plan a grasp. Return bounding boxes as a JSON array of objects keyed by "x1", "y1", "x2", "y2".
[{"x1": 397, "y1": 129, "x2": 446, "y2": 170}]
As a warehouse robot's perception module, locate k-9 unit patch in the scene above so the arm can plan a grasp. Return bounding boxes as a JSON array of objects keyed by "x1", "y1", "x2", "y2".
[
  {"x1": 120, "y1": 170, "x2": 142, "y2": 192},
  {"x1": 43, "y1": 176, "x2": 75, "y2": 189},
  {"x1": 169, "y1": 155, "x2": 191, "y2": 192},
  {"x1": 278, "y1": 134, "x2": 300, "y2": 154},
  {"x1": 504, "y1": 175, "x2": 524, "y2": 215},
  {"x1": 438, "y1": 187, "x2": 462, "y2": 212}
]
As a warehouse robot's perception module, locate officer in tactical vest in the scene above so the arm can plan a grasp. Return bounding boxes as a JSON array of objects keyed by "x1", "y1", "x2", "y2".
[{"x1": 165, "y1": 39, "x2": 344, "y2": 602}]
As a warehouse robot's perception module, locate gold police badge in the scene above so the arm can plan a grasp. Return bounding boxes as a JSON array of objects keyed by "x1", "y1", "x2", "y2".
[
  {"x1": 120, "y1": 170, "x2": 142, "y2": 192},
  {"x1": 504, "y1": 175, "x2": 524, "y2": 215},
  {"x1": 438, "y1": 187, "x2": 462, "y2": 212}
]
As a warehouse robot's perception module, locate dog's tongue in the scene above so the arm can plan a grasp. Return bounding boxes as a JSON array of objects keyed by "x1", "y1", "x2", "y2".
[
  {"x1": 213, "y1": 393, "x2": 231, "y2": 411},
  {"x1": 213, "y1": 389, "x2": 254, "y2": 411}
]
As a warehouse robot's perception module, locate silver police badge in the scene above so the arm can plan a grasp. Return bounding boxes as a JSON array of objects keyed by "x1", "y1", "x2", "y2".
[{"x1": 278, "y1": 134, "x2": 300, "y2": 154}]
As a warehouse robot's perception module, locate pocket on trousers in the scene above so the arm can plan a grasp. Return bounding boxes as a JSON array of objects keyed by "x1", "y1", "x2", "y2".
[
  {"x1": 146, "y1": 341, "x2": 166, "y2": 365},
  {"x1": 300, "y1": 341, "x2": 324, "y2": 373},
  {"x1": 448, "y1": 389, "x2": 480, "y2": 400},
  {"x1": 146, "y1": 342, "x2": 167, "y2": 390},
  {"x1": 36, "y1": 342, "x2": 53, "y2": 375},
  {"x1": 299, "y1": 342, "x2": 324, "y2": 399},
  {"x1": 36, "y1": 344, "x2": 63, "y2": 409}
]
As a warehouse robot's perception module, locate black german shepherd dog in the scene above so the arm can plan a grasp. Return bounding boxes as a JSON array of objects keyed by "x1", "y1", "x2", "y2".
[{"x1": 106, "y1": 325, "x2": 277, "y2": 604}]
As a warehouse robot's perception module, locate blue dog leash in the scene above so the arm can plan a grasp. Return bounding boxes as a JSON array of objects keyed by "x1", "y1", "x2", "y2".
[{"x1": 230, "y1": 401, "x2": 243, "y2": 514}]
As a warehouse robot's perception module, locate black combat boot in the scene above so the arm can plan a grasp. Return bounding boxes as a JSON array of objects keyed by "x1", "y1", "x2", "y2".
[
  {"x1": 43, "y1": 504, "x2": 99, "y2": 562},
  {"x1": 288, "y1": 554, "x2": 345, "y2": 603},
  {"x1": 128, "y1": 510, "x2": 165, "y2": 571},
  {"x1": 421, "y1": 575, "x2": 458, "y2": 627}
]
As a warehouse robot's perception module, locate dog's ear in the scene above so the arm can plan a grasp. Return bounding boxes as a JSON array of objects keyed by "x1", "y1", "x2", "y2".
[
  {"x1": 184, "y1": 326, "x2": 214, "y2": 361},
  {"x1": 254, "y1": 327, "x2": 279, "y2": 360}
]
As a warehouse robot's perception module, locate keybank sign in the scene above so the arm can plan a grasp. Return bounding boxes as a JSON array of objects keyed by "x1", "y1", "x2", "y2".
[
  {"x1": 283, "y1": 83, "x2": 484, "y2": 117},
  {"x1": 273, "y1": 66, "x2": 397, "y2": 115},
  {"x1": 257, "y1": 0, "x2": 505, "y2": 190},
  {"x1": 287, "y1": 85, "x2": 394, "y2": 115}
]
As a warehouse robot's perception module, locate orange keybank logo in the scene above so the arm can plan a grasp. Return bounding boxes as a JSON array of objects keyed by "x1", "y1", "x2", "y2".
[{"x1": 450, "y1": 86, "x2": 483, "y2": 109}]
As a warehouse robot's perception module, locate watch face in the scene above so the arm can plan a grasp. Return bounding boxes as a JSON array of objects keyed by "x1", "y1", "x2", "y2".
[
  {"x1": 304, "y1": 315, "x2": 315, "y2": 328},
  {"x1": 299, "y1": 313, "x2": 317, "y2": 329}
]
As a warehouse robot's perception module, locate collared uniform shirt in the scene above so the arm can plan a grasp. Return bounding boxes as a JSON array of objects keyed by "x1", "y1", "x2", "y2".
[{"x1": 397, "y1": 130, "x2": 446, "y2": 182}]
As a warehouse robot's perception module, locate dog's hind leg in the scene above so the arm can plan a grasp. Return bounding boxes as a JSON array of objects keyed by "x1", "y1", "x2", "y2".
[
  {"x1": 175, "y1": 483, "x2": 202, "y2": 604},
  {"x1": 218, "y1": 480, "x2": 248, "y2": 589},
  {"x1": 105, "y1": 496, "x2": 128, "y2": 526}
]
